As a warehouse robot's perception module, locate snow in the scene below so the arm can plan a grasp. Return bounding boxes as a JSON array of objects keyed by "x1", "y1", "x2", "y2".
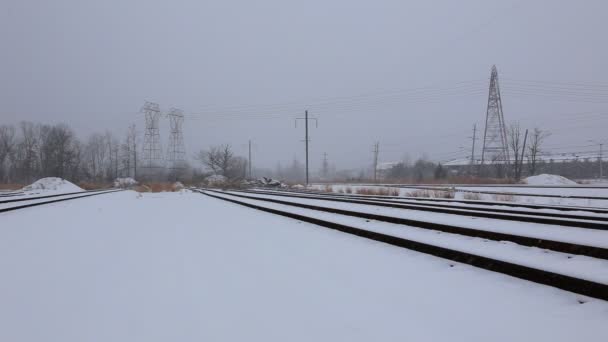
[
  {"x1": 21, "y1": 177, "x2": 83, "y2": 193},
  {"x1": 172, "y1": 181, "x2": 184, "y2": 191},
  {"x1": 218, "y1": 191, "x2": 608, "y2": 283},
  {"x1": 0, "y1": 191, "x2": 607, "y2": 341},
  {"x1": 204, "y1": 174, "x2": 227, "y2": 185},
  {"x1": 524, "y1": 174, "x2": 577, "y2": 186},
  {"x1": 113, "y1": 177, "x2": 138, "y2": 188},
  {"x1": 312, "y1": 183, "x2": 608, "y2": 207}
]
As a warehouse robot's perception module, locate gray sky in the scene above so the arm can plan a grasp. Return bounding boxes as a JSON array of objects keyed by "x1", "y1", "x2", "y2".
[{"x1": 2, "y1": 0, "x2": 607, "y2": 171}]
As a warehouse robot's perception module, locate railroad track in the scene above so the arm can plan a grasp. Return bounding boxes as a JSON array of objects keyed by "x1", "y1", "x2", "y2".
[
  {"x1": 388, "y1": 184, "x2": 608, "y2": 201},
  {"x1": 267, "y1": 187, "x2": 608, "y2": 214},
  {"x1": 196, "y1": 189, "x2": 608, "y2": 301},
  {"x1": 0, "y1": 189, "x2": 124, "y2": 214},
  {"x1": 238, "y1": 189, "x2": 608, "y2": 230}
]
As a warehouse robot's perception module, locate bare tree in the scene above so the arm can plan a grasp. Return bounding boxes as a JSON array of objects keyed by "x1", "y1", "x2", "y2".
[
  {"x1": 527, "y1": 128, "x2": 550, "y2": 176},
  {"x1": 15, "y1": 122, "x2": 40, "y2": 182},
  {"x1": 0, "y1": 125, "x2": 16, "y2": 182},
  {"x1": 507, "y1": 123, "x2": 523, "y2": 180},
  {"x1": 198, "y1": 144, "x2": 238, "y2": 178}
]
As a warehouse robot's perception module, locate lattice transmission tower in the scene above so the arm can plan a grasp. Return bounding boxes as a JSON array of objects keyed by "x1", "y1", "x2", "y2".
[
  {"x1": 141, "y1": 101, "x2": 164, "y2": 170},
  {"x1": 166, "y1": 108, "x2": 186, "y2": 172},
  {"x1": 480, "y1": 65, "x2": 510, "y2": 166}
]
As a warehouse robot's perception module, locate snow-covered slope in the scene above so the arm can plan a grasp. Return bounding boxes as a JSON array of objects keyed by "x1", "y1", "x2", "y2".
[
  {"x1": 21, "y1": 177, "x2": 83, "y2": 193},
  {"x1": 523, "y1": 174, "x2": 577, "y2": 185}
]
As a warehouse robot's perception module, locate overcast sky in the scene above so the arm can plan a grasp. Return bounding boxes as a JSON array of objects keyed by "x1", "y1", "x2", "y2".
[{"x1": 2, "y1": 0, "x2": 607, "y2": 171}]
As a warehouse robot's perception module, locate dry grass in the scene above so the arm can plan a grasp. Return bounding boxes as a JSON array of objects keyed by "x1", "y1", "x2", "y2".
[
  {"x1": 136, "y1": 182, "x2": 180, "y2": 193},
  {"x1": 493, "y1": 194, "x2": 516, "y2": 202},
  {"x1": 463, "y1": 192, "x2": 483, "y2": 200},
  {"x1": 0, "y1": 183, "x2": 23, "y2": 190},
  {"x1": 355, "y1": 187, "x2": 400, "y2": 196},
  {"x1": 407, "y1": 189, "x2": 455, "y2": 199},
  {"x1": 324, "y1": 185, "x2": 334, "y2": 193},
  {"x1": 77, "y1": 182, "x2": 112, "y2": 190},
  {"x1": 345, "y1": 186, "x2": 353, "y2": 194}
]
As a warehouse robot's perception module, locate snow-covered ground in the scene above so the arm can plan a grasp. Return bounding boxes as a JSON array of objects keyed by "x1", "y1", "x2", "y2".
[
  {"x1": 312, "y1": 184, "x2": 608, "y2": 207},
  {"x1": 0, "y1": 190, "x2": 607, "y2": 341}
]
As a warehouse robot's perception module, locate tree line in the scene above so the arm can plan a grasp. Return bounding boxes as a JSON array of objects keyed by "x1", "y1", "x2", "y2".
[{"x1": 0, "y1": 122, "x2": 137, "y2": 184}]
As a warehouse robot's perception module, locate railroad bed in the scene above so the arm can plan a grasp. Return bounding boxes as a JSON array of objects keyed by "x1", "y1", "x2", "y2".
[
  {"x1": 0, "y1": 189, "x2": 124, "y2": 214},
  {"x1": 196, "y1": 188, "x2": 608, "y2": 301}
]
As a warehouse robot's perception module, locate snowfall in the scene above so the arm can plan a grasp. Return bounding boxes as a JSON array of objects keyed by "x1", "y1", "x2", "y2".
[{"x1": 0, "y1": 186, "x2": 607, "y2": 341}]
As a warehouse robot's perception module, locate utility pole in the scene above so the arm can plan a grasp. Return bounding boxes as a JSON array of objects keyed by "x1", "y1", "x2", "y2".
[
  {"x1": 248, "y1": 140, "x2": 252, "y2": 179},
  {"x1": 295, "y1": 110, "x2": 318, "y2": 186},
  {"x1": 517, "y1": 129, "x2": 528, "y2": 181},
  {"x1": 588, "y1": 140, "x2": 605, "y2": 179},
  {"x1": 373, "y1": 142, "x2": 379, "y2": 182},
  {"x1": 322, "y1": 152, "x2": 329, "y2": 179},
  {"x1": 469, "y1": 124, "x2": 477, "y2": 175}
]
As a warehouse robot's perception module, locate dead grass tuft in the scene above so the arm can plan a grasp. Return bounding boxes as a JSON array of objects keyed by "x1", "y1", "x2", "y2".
[
  {"x1": 78, "y1": 182, "x2": 112, "y2": 190},
  {"x1": 0, "y1": 183, "x2": 23, "y2": 190},
  {"x1": 463, "y1": 192, "x2": 483, "y2": 201},
  {"x1": 407, "y1": 189, "x2": 455, "y2": 199},
  {"x1": 355, "y1": 187, "x2": 400, "y2": 196},
  {"x1": 493, "y1": 194, "x2": 515, "y2": 202}
]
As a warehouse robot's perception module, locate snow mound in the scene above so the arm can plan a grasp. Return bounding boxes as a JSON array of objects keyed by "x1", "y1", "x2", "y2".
[
  {"x1": 205, "y1": 174, "x2": 227, "y2": 186},
  {"x1": 22, "y1": 177, "x2": 83, "y2": 193},
  {"x1": 172, "y1": 182, "x2": 185, "y2": 191},
  {"x1": 523, "y1": 174, "x2": 577, "y2": 186},
  {"x1": 114, "y1": 177, "x2": 138, "y2": 188},
  {"x1": 291, "y1": 184, "x2": 305, "y2": 189}
]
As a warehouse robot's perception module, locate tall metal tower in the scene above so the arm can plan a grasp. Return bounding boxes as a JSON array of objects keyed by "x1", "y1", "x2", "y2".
[
  {"x1": 481, "y1": 65, "x2": 510, "y2": 166},
  {"x1": 141, "y1": 101, "x2": 164, "y2": 170},
  {"x1": 166, "y1": 108, "x2": 186, "y2": 172}
]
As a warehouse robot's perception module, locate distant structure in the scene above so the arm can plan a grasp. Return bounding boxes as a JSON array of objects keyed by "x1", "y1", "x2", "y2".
[
  {"x1": 480, "y1": 65, "x2": 510, "y2": 168},
  {"x1": 141, "y1": 101, "x2": 164, "y2": 170},
  {"x1": 166, "y1": 108, "x2": 186, "y2": 172}
]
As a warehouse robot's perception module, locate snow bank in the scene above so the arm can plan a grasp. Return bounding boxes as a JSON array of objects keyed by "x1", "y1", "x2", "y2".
[
  {"x1": 172, "y1": 181, "x2": 185, "y2": 191},
  {"x1": 205, "y1": 174, "x2": 227, "y2": 186},
  {"x1": 113, "y1": 177, "x2": 138, "y2": 188},
  {"x1": 291, "y1": 184, "x2": 305, "y2": 189},
  {"x1": 523, "y1": 174, "x2": 577, "y2": 186},
  {"x1": 22, "y1": 177, "x2": 83, "y2": 193}
]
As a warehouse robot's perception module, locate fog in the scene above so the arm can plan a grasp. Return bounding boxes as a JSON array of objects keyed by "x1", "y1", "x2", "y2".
[{"x1": 2, "y1": 0, "x2": 607, "y2": 171}]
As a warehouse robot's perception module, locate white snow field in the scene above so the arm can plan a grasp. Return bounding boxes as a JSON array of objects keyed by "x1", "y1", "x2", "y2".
[{"x1": 1, "y1": 190, "x2": 607, "y2": 341}]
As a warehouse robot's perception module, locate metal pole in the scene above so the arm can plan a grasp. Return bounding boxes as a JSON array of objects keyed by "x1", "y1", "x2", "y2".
[
  {"x1": 248, "y1": 140, "x2": 252, "y2": 179},
  {"x1": 600, "y1": 143, "x2": 603, "y2": 179},
  {"x1": 470, "y1": 124, "x2": 477, "y2": 175},
  {"x1": 305, "y1": 110, "x2": 309, "y2": 186}
]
